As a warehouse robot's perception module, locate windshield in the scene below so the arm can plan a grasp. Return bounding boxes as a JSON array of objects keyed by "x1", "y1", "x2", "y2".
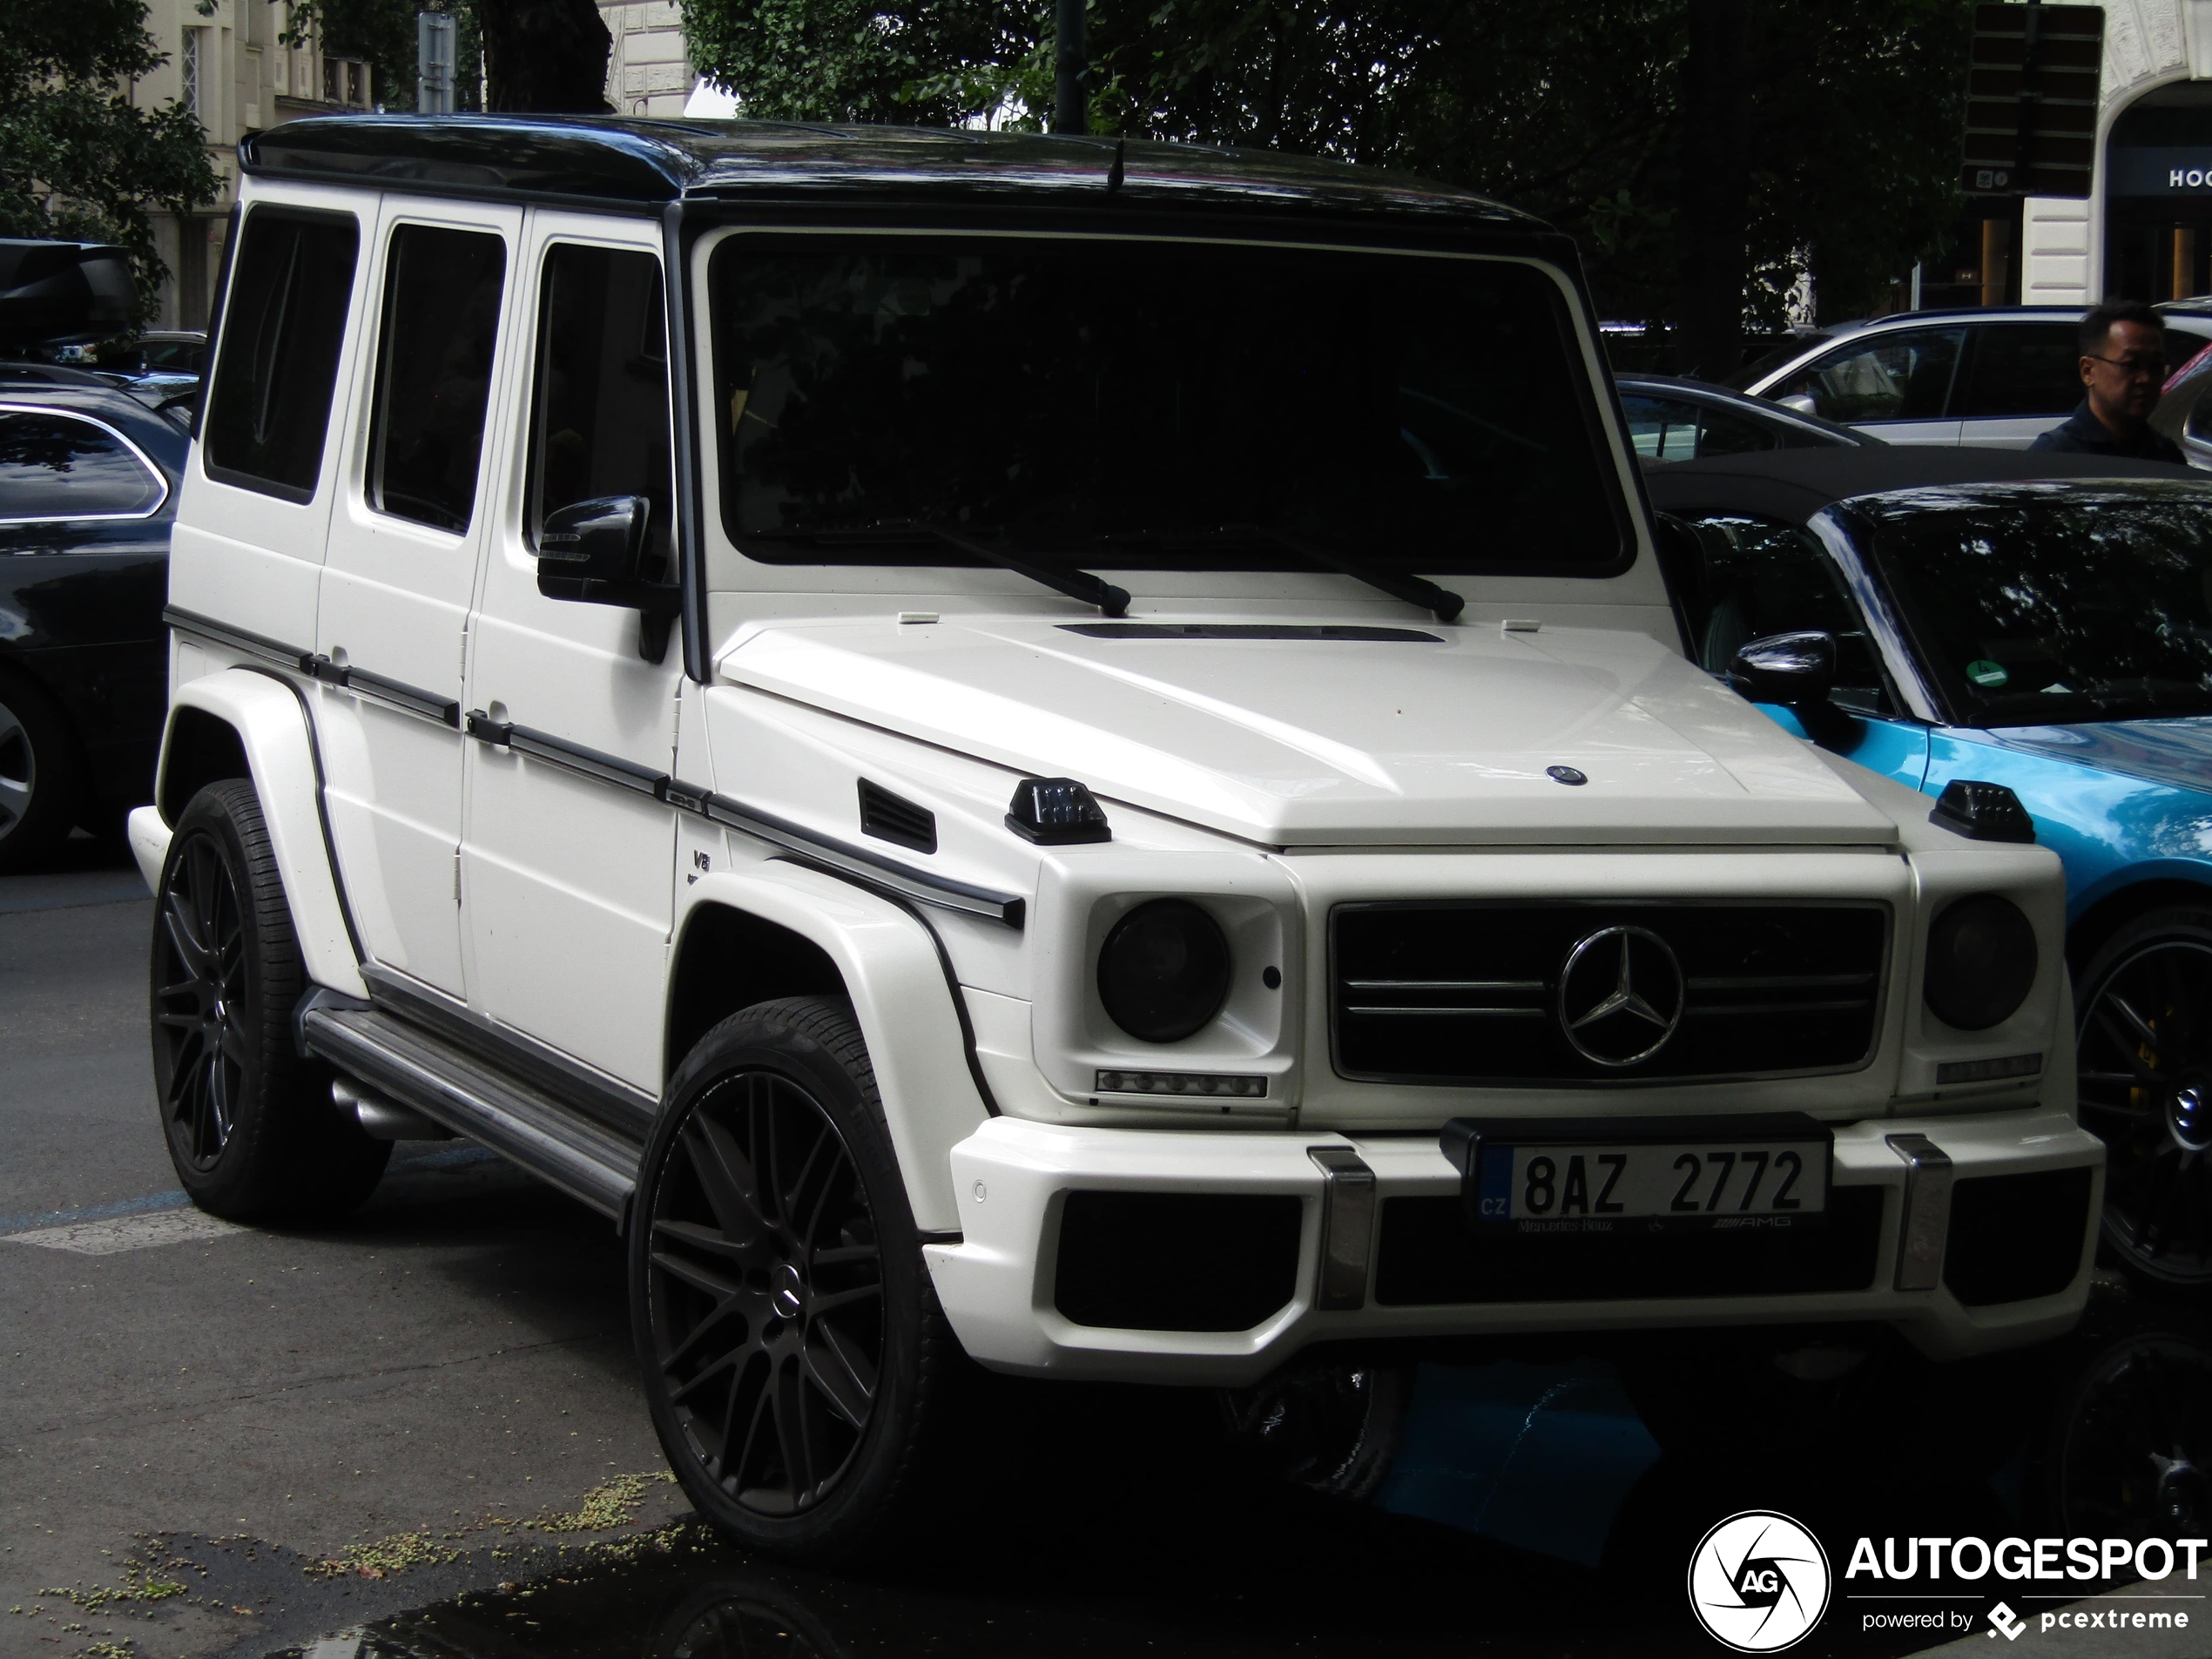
[
  {"x1": 1858, "y1": 483, "x2": 2212, "y2": 725},
  {"x1": 707, "y1": 235, "x2": 1629, "y2": 577}
]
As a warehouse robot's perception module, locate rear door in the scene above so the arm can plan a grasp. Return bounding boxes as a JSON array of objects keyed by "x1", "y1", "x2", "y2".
[
  {"x1": 173, "y1": 194, "x2": 368, "y2": 671},
  {"x1": 1769, "y1": 327, "x2": 1966, "y2": 445},
  {"x1": 1953, "y1": 320, "x2": 2081, "y2": 448},
  {"x1": 314, "y1": 195, "x2": 519, "y2": 998}
]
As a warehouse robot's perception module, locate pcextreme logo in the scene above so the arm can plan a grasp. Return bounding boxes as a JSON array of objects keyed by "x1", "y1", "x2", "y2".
[{"x1": 1688, "y1": 1511, "x2": 1833, "y2": 1652}]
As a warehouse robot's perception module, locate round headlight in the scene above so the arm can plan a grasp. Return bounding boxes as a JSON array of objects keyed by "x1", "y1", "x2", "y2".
[
  {"x1": 1924, "y1": 894, "x2": 2039, "y2": 1031},
  {"x1": 1098, "y1": 900, "x2": 1231, "y2": 1044}
]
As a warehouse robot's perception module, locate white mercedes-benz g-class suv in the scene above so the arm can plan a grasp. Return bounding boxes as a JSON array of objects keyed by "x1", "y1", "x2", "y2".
[{"x1": 136, "y1": 115, "x2": 2101, "y2": 1560}]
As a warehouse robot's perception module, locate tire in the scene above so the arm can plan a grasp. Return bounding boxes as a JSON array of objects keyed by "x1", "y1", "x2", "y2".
[
  {"x1": 2075, "y1": 907, "x2": 2212, "y2": 1289},
  {"x1": 631, "y1": 995, "x2": 960, "y2": 1564},
  {"x1": 2023, "y1": 1290, "x2": 2212, "y2": 1538},
  {"x1": 0, "y1": 672, "x2": 81, "y2": 873},
  {"x1": 150, "y1": 779, "x2": 390, "y2": 1219}
]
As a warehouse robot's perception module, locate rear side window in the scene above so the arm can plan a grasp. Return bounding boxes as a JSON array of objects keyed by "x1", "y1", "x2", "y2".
[
  {"x1": 1777, "y1": 328, "x2": 1964, "y2": 424},
  {"x1": 1957, "y1": 323, "x2": 2080, "y2": 418},
  {"x1": 1622, "y1": 394, "x2": 1773, "y2": 461},
  {"x1": 0, "y1": 410, "x2": 166, "y2": 521},
  {"x1": 203, "y1": 207, "x2": 359, "y2": 502},
  {"x1": 527, "y1": 244, "x2": 672, "y2": 570},
  {"x1": 368, "y1": 224, "x2": 506, "y2": 534}
]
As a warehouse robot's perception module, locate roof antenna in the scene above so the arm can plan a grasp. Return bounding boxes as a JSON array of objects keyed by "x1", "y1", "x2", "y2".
[{"x1": 1107, "y1": 139, "x2": 1125, "y2": 194}]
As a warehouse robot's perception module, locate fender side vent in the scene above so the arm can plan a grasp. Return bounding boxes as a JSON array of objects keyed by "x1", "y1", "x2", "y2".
[{"x1": 858, "y1": 779, "x2": 937, "y2": 854}]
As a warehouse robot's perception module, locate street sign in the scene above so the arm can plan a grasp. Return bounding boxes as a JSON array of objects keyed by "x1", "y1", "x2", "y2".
[{"x1": 1962, "y1": 2, "x2": 2103, "y2": 198}]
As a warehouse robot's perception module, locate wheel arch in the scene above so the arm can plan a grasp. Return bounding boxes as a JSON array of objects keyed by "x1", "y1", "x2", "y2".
[
  {"x1": 2066, "y1": 870, "x2": 2212, "y2": 978},
  {"x1": 671, "y1": 867, "x2": 993, "y2": 1235},
  {"x1": 152, "y1": 670, "x2": 365, "y2": 998}
]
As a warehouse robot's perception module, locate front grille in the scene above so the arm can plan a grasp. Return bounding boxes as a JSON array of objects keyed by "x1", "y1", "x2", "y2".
[
  {"x1": 1374, "y1": 1185, "x2": 1885, "y2": 1304},
  {"x1": 1332, "y1": 902, "x2": 1887, "y2": 1085}
]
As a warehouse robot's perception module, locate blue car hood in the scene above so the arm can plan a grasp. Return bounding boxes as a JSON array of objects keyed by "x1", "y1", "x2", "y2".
[{"x1": 1985, "y1": 718, "x2": 2212, "y2": 796}]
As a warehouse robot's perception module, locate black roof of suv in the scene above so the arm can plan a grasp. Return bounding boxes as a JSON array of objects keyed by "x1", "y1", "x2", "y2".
[{"x1": 241, "y1": 115, "x2": 1537, "y2": 231}]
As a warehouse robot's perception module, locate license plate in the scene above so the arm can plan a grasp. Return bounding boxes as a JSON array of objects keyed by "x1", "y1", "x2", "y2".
[{"x1": 1473, "y1": 1138, "x2": 1829, "y2": 1232}]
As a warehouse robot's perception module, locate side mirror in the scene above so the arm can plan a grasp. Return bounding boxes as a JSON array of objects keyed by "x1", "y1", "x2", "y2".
[
  {"x1": 1730, "y1": 631, "x2": 1858, "y2": 749},
  {"x1": 1730, "y1": 631, "x2": 1835, "y2": 707},
  {"x1": 1776, "y1": 393, "x2": 1819, "y2": 416},
  {"x1": 538, "y1": 495, "x2": 648, "y2": 590},
  {"x1": 536, "y1": 495, "x2": 678, "y2": 664}
]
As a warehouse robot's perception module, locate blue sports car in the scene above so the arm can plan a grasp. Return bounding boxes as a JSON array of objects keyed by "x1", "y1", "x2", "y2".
[{"x1": 1648, "y1": 447, "x2": 2212, "y2": 1290}]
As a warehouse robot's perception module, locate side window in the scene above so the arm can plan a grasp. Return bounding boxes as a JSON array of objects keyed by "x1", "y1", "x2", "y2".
[
  {"x1": 368, "y1": 224, "x2": 507, "y2": 534},
  {"x1": 203, "y1": 207, "x2": 359, "y2": 501},
  {"x1": 0, "y1": 411, "x2": 165, "y2": 521},
  {"x1": 1956, "y1": 323, "x2": 2080, "y2": 419},
  {"x1": 1675, "y1": 516, "x2": 1893, "y2": 715},
  {"x1": 1622, "y1": 395, "x2": 1773, "y2": 462},
  {"x1": 527, "y1": 243, "x2": 672, "y2": 572},
  {"x1": 1776, "y1": 328, "x2": 1964, "y2": 425}
]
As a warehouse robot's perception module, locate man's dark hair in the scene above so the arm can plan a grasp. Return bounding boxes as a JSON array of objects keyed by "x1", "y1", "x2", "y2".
[{"x1": 2080, "y1": 299, "x2": 2164, "y2": 356}]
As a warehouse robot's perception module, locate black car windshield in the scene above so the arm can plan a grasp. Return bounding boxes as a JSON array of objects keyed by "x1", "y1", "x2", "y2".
[
  {"x1": 707, "y1": 235, "x2": 1628, "y2": 576},
  {"x1": 1856, "y1": 482, "x2": 2212, "y2": 725}
]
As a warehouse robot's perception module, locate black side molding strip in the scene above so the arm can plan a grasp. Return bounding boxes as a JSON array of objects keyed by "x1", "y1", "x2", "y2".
[
  {"x1": 462, "y1": 705, "x2": 1025, "y2": 928},
  {"x1": 467, "y1": 712, "x2": 666, "y2": 797},
  {"x1": 166, "y1": 605, "x2": 462, "y2": 729},
  {"x1": 675, "y1": 779, "x2": 1026, "y2": 929},
  {"x1": 165, "y1": 604, "x2": 311, "y2": 672}
]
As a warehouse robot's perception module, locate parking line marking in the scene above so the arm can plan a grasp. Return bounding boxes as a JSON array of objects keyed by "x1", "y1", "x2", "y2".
[
  {"x1": 3, "y1": 1207, "x2": 246, "y2": 1255},
  {"x1": 0, "y1": 1190, "x2": 192, "y2": 1237}
]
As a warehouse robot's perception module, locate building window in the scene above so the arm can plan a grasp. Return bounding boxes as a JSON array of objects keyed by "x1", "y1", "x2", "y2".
[
  {"x1": 181, "y1": 28, "x2": 205, "y2": 118},
  {"x1": 347, "y1": 60, "x2": 365, "y2": 105},
  {"x1": 323, "y1": 57, "x2": 340, "y2": 103}
]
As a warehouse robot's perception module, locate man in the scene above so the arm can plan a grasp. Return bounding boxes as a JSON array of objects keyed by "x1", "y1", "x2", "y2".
[{"x1": 2031, "y1": 300, "x2": 2186, "y2": 461}]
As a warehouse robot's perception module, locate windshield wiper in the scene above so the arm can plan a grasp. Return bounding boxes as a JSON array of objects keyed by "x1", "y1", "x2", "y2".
[
  {"x1": 752, "y1": 521, "x2": 1130, "y2": 618},
  {"x1": 1106, "y1": 526, "x2": 1464, "y2": 624}
]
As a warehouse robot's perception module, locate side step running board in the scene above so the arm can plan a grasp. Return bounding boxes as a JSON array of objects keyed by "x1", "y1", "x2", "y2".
[{"x1": 301, "y1": 1000, "x2": 641, "y2": 1220}]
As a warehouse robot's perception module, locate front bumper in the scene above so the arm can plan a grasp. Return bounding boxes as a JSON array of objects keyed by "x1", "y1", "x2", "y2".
[{"x1": 922, "y1": 1109, "x2": 2102, "y2": 1384}]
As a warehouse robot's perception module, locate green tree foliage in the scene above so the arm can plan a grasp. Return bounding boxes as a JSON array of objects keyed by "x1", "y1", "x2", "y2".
[
  {"x1": 0, "y1": 0, "x2": 219, "y2": 321},
  {"x1": 678, "y1": 0, "x2": 1973, "y2": 348}
]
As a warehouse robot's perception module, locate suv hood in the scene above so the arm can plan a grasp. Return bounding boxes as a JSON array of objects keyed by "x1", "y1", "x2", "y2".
[{"x1": 716, "y1": 615, "x2": 1898, "y2": 846}]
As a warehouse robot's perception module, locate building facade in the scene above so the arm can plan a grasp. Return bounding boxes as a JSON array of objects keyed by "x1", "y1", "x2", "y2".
[
  {"x1": 128, "y1": 0, "x2": 370, "y2": 330},
  {"x1": 601, "y1": 1, "x2": 695, "y2": 116},
  {"x1": 2019, "y1": 0, "x2": 2212, "y2": 304}
]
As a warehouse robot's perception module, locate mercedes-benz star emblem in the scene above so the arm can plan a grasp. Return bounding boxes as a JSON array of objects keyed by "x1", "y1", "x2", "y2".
[{"x1": 1557, "y1": 924, "x2": 1685, "y2": 1067}]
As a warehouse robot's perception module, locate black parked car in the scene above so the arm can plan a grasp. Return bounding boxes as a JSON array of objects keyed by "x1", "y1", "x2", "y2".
[
  {"x1": 0, "y1": 361, "x2": 180, "y2": 868},
  {"x1": 1615, "y1": 372, "x2": 1877, "y2": 462}
]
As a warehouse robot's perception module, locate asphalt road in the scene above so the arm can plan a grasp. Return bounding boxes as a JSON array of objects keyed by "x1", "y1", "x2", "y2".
[{"x1": 3, "y1": 839, "x2": 2201, "y2": 1659}]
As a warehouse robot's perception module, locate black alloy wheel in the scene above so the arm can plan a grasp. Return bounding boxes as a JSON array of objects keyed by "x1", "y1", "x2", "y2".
[
  {"x1": 634, "y1": 996, "x2": 956, "y2": 1562},
  {"x1": 0, "y1": 675, "x2": 80, "y2": 873},
  {"x1": 1220, "y1": 1359, "x2": 1413, "y2": 1501},
  {"x1": 150, "y1": 779, "x2": 389, "y2": 1218},
  {"x1": 155, "y1": 826, "x2": 249, "y2": 1168},
  {"x1": 2076, "y1": 909, "x2": 2212, "y2": 1288},
  {"x1": 2033, "y1": 1305, "x2": 2212, "y2": 1541}
]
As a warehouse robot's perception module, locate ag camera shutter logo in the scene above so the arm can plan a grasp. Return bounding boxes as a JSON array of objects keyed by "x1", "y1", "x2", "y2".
[{"x1": 1689, "y1": 1511, "x2": 1832, "y2": 1652}]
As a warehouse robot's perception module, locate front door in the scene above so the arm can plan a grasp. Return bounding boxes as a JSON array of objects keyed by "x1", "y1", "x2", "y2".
[
  {"x1": 315, "y1": 197, "x2": 520, "y2": 997},
  {"x1": 460, "y1": 212, "x2": 682, "y2": 1091}
]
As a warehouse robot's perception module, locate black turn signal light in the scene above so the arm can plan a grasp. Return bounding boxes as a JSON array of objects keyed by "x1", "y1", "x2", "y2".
[
  {"x1": 1006, "y1": 776, "x2": 1111, "y2": 845},
  {"x1": 1928, "y1": 779, "x2": 2035, "y2": 845}
]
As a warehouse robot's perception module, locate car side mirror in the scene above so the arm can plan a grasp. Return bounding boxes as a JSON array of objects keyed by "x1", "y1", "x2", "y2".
[
  {"x1": 536, "y1": 495, "x2": 678, "y2": 664},
  {"x1": 1776, "y1": 393, "x2": 1818, "y2": 416},
  {"x1": 1730, "y1": 631, "x2": 1858, "y2": 749}
]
